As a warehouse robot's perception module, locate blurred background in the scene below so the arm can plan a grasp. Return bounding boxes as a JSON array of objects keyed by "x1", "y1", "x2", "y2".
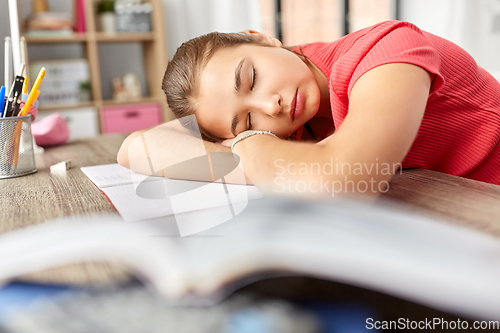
[
  {"x1": 2, "y1": 2, "x2": 500, "y2": 332},
  {"x1": 1, "y1": 0, "x2": 499, "y2": 139}
]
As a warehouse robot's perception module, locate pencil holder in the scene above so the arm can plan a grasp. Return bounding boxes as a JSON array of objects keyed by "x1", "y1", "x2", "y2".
[{"x1": 0, "y1": 116, "x2": 37, "y2": 179}]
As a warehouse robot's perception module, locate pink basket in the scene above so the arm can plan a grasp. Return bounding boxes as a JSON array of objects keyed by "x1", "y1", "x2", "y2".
[{"x1": 101, "y1": 103, "x2": 162, "y2": 134}]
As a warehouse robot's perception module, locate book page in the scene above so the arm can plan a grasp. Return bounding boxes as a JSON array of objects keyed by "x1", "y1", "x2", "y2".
[
  {"x1": 81, "y1": 163, "x2": 263, "y2": 224},
  {"x1": 81, "y1": 163, "x2": 153, "y2": 188}
]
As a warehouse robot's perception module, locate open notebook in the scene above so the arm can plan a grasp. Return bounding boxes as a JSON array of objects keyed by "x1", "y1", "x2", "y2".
[
  {"x1": 81, "y1": 164, "x2": 263, "y2": 235},
  {"x1": 0, "y1": 197, "x2": 499, "y2": 321}
]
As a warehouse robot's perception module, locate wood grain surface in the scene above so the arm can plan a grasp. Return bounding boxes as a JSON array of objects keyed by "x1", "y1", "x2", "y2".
[
  {"x1": 1, "y1": 133, "x2": 500, "y2": 285},
  {"x1": 0, "y1": 134, "x2": 131, "y2": 285},
  {"x1": 378, "y1": 168, "x2": 500, "y2": 237}
]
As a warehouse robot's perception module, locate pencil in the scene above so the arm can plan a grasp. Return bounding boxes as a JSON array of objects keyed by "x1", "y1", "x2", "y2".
[
  {"x1": 23, "y1": 76, "x2": 29, "y2": 94},
  {"x1": 11, "y1": 121, "x2": 22, "y2": 171},
  {"x1": 11, "y1": 90, "x2": 40, "y2": 171},
  {"x1": 20, "y1": 67, "x2": 45, "y2": 117},
  {"x1": 10, "y1": 66, "x2": 43, "y2": 172}
]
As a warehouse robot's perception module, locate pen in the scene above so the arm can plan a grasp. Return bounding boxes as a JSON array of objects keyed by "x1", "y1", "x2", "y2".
[
  {"x1": 11, "y1": 76, "x2": 25, "y2": 117},
  {"x1": 5, "y1": 76, "x2": 24, "y2": 118},
  {"x1": 0, "y1": 86, "x2": 5, "y2": 118},
  {"x1": 20, "y1": 37, "x2": 29, "y2": 78},
  {"x1": 20, "y1": 67, "x2": 46, "y2": 116},
  {"x1": 2, "y1": 83, "x2": 15, "y2": 118}
]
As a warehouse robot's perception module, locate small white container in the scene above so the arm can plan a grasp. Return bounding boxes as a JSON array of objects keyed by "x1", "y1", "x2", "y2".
[{"x1": 99, "y1": 12, "x2": 116, "y2": 34}]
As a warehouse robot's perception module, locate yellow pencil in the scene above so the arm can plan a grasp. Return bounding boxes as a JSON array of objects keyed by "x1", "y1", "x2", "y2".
[
  {"x1": 20, "y1": 67, "x2": 46, "y2": 116},
  {"x1": 23, "y1": 76, "x2": 29, "y2": 94},
  {"x1": 11, "y1": 122, "x2": 22, "y2": 170}
]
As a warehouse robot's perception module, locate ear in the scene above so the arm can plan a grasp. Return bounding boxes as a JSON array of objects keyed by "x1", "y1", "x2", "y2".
[{"x1": 244, "y1": 29, "x2": 282, "y2": 48}]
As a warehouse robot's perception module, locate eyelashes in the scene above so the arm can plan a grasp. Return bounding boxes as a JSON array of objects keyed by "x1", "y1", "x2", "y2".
[
  {"x1": 247, "y1": 67, "x2": 256, "y2": 130},
  {"x1": 250, "y1": 67, "x2": 256, "y2": 90}
]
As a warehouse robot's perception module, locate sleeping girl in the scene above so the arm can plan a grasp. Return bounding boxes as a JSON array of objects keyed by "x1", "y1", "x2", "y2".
[{"x1": 117, "y1": 20, "x2": 500, "y2": 200}]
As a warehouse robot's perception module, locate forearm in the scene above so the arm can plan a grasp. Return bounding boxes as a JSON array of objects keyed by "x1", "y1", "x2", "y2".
[
  {"x1": 232, "y1": 134, "x2": 389, "y2": 201},
  {"x1": 117, "y1": 122, "x2": 252, "y2": 185},
  {"x1": 118, "y1": 124, "x2": 229, "y2": 170}
]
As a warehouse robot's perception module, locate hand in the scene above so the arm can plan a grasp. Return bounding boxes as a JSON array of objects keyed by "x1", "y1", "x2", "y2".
[
  {"x1": 216, "y1": 130, "x2": 256, "y2": 148},
  {"x1": 218, "y1": 137, "x2": 236, "y2": 147}
]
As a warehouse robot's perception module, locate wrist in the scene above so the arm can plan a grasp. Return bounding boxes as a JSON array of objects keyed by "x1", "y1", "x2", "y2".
[{"x1": 231, "y1": 130, "x2": 278, "y2": 155}]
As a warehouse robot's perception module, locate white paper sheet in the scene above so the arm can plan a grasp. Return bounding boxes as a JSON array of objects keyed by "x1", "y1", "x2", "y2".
[{"x1": 81, "y1": 164, "x2": 263, "y2": 223}]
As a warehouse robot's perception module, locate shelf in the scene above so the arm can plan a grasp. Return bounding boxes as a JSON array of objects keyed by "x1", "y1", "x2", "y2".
[
  {"x1": 37, "y1": 97, "x2": 163, "y2": 111},
  {"x1": 24, "y1": 32, "x2": 156, "y2": 43},
  {"x1": 101, "y1": 96, "x2": 162, "y2": 107},
  {"x1": 21, "y1": 0, "x2": 171, "y2": 130},
  {"x1": 24, "y1": 33, "x2": 88, "y2": 43},
  {"x1": 38, "y1": 102, "x2": 96, "y2": 111},
  {"x1": 95, "y1": 32, "x2": 155, "y2": 42}
]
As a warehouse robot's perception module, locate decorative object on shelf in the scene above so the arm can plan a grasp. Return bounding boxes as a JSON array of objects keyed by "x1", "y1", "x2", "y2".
[
  {"x1": 29, "y1": 59, "x2": 91, "y2": 107},
  {"x1": 115, "y1": 0, "x2": 153, "y2": 32},
  {"x1": 79, "y1": 81, "x2": 92, "y2": 102},
  {"x1": 112, "y1": 73, "x2": 142, "y2": 101},
  {"x1": 74, "y1": 0, "x2": 86, "y2": 33},
  {"x1": 97, "y1": 0, "x2": 116, "y2": 34},
  {"x1": 24, "y1": 1, "x2": 73, "y2": 37},
  {"x1": 32, "y1": 0, "x2": 50, "y2": 14},
  {"x1": 24, "y1": 12, "x2": 73, "y2": 37}
]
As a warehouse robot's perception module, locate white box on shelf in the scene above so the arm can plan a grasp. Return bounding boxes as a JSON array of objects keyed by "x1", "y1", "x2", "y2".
[
  {"x1": 35, "y1": 108, "x2": 99, "y2": 140},
  {"x1": 29, "y1": 59, "x2": 91, "y2": 108}
]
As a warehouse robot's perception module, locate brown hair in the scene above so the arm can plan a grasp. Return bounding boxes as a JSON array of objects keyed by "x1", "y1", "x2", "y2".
[{"x1": 162, "y1": 32, "x2": 272, "y2": 142}]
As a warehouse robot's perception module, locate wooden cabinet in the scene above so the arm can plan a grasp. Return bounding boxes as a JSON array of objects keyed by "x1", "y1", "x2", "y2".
[{"x1": 21, "y1": 0, "x2": 172, "y2": 134}]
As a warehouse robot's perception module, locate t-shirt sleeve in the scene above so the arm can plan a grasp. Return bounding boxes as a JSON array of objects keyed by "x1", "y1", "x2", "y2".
[{"x1": 348, "y1": 23, "x2": 445, "y2": 99}]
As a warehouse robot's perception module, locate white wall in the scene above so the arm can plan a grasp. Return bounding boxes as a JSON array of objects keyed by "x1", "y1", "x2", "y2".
[
  {"x1": 162, "y1": 0, "x2": 262, "y2": 57},
  {"x1": 401, "y1": 0, "x2": 500, "y2": 79},
  {"x1": 1, "y1": 0, "x2": 262, "y2": 99}
]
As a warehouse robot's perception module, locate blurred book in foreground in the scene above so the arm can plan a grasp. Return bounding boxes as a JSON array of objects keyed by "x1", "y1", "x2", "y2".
[{"x1": 0, "y1": 196, "x2": 499, "y2": 321}]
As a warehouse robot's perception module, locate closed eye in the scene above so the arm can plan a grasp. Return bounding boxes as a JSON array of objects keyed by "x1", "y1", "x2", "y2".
[
  {"x1": 247, "y1": 113, "x2": 253, "y2": 130},
  {"x1": 251, "y1": 67, "x2": 257, "y2": 90}
]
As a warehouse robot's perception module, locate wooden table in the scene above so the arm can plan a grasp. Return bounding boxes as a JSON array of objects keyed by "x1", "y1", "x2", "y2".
[
  {"x1": 0, "y1": 134, "x2": 128, "y2": 285},
  {"x1": 1, "y1": 133, "x2": 500, "y2": 285}
]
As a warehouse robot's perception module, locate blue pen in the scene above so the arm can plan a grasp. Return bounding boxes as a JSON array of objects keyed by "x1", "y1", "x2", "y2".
[{"x1": 0, "y1": 86, "x2": 5, "y2": 117}]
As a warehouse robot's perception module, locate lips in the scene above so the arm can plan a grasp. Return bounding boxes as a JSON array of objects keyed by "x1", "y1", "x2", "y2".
[{"x1": 290, "y1": 89, "x2": 298, "y2": 121}]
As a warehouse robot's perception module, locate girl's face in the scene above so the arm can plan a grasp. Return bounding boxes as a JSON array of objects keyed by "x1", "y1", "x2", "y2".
[{"x1": 195, "y1": 40, "x2": 323, "y2": 140}]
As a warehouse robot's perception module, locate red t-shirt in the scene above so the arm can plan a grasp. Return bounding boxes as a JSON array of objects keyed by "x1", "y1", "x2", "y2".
[{"x1": 293, "y1": 20, "x2": 500, "y2": 186}]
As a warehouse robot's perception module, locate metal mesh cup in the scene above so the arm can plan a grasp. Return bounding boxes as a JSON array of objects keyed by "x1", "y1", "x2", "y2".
[{"x1": 0, "y1": 115, "x2": 37, "y2": 179}]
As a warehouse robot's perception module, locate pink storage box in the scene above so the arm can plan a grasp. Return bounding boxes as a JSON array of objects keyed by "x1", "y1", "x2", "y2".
[{"x1": 101, "y1": 103, "x2": 162, "y2": 134}]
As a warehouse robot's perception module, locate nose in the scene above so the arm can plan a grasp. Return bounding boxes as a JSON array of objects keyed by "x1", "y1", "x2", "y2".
[{"x1": 254, "y1": 93, "x2": 282, "y2": 118}]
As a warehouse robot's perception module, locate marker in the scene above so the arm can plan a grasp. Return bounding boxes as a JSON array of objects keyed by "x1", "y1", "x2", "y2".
[{"x1": 0, "y1": 86, "x2": 5, "y2": 117}]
